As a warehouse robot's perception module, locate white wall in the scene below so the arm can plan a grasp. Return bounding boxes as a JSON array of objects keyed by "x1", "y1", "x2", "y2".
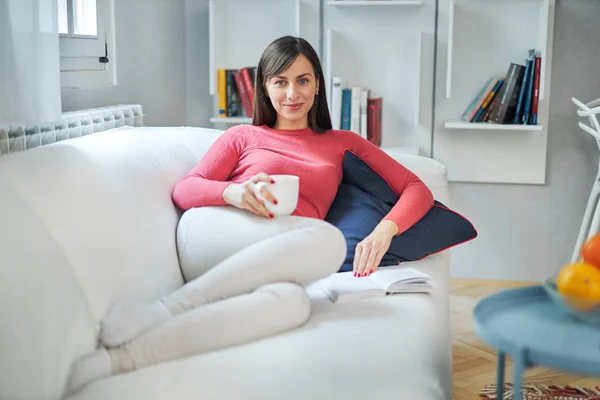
[
  {"x1": 61, "y1": 0, "x2": 188, "y2": 126},
  {"x1": 447, "y1": 0, "x2": 600, "y2": 281}
]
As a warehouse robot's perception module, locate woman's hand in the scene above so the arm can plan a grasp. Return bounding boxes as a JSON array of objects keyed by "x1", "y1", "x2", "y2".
[
  {"x1": 353, "y1": 220, "x2": 398, "y2": 277},
  {"x1": 222, "y1": 173, "x2": 278, "y2": 218}
]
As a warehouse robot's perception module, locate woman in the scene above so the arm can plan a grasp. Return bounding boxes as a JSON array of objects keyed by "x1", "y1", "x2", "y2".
[{"x1": 67, "y1": 35, "x2": 433, "y2": 393}]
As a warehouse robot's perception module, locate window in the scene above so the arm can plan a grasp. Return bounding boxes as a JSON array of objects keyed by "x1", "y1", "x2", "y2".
[{"x1": 58, "y1": 0, "x2": 116, "y2": 89}]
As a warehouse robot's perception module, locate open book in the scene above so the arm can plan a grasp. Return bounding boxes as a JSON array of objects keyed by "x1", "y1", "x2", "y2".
[{"x1": 319, "y1": 267, "x2": 433, "y2": 303}]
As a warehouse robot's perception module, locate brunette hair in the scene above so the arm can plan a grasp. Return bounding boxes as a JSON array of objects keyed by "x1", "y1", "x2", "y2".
[{"x1": 252, "y1": 36, "x2": 332, "y2": 133}]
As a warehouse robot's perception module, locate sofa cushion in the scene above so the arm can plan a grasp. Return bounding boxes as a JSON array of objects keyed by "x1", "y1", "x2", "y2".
[
  {"x1": 64, "y1": 255, "x2": 451, "y2": 400},
  {"x1": 325, "y1": 151, "x2": 477, "y2": 272}
]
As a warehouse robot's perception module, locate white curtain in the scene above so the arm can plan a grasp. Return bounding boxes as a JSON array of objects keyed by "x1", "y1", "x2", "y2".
[{"x1": 0, "y1": 0, "x2": 62, "y2": 125}]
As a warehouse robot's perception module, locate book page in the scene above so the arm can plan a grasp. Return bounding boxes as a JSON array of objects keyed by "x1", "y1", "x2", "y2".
[
  {"x1": 319, "y1": 272, "x2": 386, "y2": 302},
  {"x1": 385, "y1": 282, "x2": 433, "y2": 294},
  {"x1": 369, "y1": 267, "x2": 431, "y2": 292},
  {"x1": 323, "y1": 271, "x2": 382, "y2": 294}
]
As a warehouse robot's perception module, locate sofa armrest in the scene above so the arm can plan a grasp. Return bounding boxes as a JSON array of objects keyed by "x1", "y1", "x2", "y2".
[{"x1": 383, "y1": 149, "x2": 450, "y2": 205}]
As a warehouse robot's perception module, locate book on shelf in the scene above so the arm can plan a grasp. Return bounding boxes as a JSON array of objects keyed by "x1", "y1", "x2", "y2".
[
  {"x1": 368, "y1": 97, "x2": 382, "y2": 146},
  {"x1": 460, "y1": 76, "x2": 493, "y2": 122},
  {"x1": 350, "y1": 86, "x2": 361, "y2": 133},
  {"x1": 330, "y1": 76, "x2": 382, "y2": 146},
  {"x1": 530, "y1": 55, "x2": 541, "y2": 125},
  {"x1": 331, "y1": 76, "x2": 343, "y2": 129},
  {"x1": 487, "y1": 62, "x2": 525, "y2": 124},
  {"x1": 216, "y1": 66, "x2": 256, "y2": 119},
  {"x1": 318, "y1": 266, "x2": 433, "y2": 303},
  {"x1": 458, "y1": 49, "x2": 542, "y2": 126}
]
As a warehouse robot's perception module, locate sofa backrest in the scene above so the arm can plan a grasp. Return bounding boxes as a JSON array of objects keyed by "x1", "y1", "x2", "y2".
[
  {"x1": 0, "y1": 125, "x2": 222, "y2": 399},
  {"x1": 385, "y1": 153, "x2": 449, "y2": 205}
]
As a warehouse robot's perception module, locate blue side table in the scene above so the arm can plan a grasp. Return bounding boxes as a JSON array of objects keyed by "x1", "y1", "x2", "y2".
[{"x1": 473, "y1": 285, "x2": 600, "y2": 400}]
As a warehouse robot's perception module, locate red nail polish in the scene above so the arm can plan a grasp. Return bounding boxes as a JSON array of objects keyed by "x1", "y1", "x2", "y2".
[
  {"x1": 270, "y1": 179, "x2": 275, "y2": 184},
  {"x1": 273, "y1": 200, "x2": 278, "y2": 205},
  {"x1": 269, "y1": 213, "x2": 274, "y2": 219}
]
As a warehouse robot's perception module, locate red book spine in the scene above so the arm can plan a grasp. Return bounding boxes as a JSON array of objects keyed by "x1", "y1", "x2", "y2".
[
  {"x1": 240, "y1": 68, "x2": 255, "y2": 113},
  {"x1": 367, "y1": 104, "x2": 376, "y2": 143},
  {"x1": 233, "y1": 72, "x2": 252, "y2": 117},
  {"x1": 531, "y1": 56, "x2": 541, "y2": 117},
  {"x1": 371, "y1": 98, "x2": 382, "y2": 147}
]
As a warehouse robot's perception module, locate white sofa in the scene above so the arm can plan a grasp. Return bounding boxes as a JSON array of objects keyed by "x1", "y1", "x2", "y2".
[{"x1": 0, "y1": 123, "x2": 452, "y2": 400}]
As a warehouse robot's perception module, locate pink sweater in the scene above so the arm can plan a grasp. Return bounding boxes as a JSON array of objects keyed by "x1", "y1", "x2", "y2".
[{"x1": 172, "y1": 124, "x2": 434, "y2": 235}]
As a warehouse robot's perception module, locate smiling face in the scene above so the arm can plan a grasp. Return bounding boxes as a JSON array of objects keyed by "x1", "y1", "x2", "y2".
[{"x1": 264, "y1": 54, "x2": 319, "y2": 130}]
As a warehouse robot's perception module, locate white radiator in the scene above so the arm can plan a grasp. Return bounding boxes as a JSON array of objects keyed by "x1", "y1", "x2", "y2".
[{"x1": 0, "y1": 104, "x2": 144, "y2": 155}]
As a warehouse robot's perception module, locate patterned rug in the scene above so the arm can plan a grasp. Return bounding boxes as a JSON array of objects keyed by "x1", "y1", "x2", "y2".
[{"x1": 480, "y1": 383, "x2": 600, "y2": 399}]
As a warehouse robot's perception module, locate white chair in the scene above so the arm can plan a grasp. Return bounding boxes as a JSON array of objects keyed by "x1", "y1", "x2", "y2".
[{"x1": 570, "y1": 96, "x2": 600, "y2": 263}]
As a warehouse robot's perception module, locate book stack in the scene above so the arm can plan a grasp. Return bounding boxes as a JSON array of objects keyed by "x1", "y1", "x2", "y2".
[
  {"x1": 216, "y1": 67, "x2": 256, "y2": 118},
  {"x1": 330, "y1": 76, "x2": 382, "y2": 146},
  {"x1": 460, "y1": 49, "x2": 542, "y2": 126}
]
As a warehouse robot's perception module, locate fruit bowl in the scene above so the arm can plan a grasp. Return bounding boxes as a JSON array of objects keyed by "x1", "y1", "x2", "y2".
[{"x1": 543, "y1": 275, "x2": 600, "y2": 325}]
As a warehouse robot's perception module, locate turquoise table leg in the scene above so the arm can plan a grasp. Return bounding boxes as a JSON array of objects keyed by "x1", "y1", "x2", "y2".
[
  {"x1": 496, "y1": 351, "x2": 505, "y2": 399},
  {"x1": 511, "y1": 355, "x2": 525, "y2": 400}
]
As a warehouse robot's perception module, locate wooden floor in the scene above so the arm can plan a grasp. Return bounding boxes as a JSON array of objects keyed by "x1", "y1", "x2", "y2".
[{"x1": 450, "y1": 279, "x2": 600, "y2": 399}]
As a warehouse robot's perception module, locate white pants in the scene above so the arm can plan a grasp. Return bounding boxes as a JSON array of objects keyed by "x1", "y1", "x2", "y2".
[{"x1": 109, "y1": 206, "x2": 347, "y2": 373}]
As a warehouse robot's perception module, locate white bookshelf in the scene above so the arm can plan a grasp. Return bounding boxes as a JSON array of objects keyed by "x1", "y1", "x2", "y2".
[
  {"x1": 323, "y1": 1, "x2": 435, "y2": 155},
  {"x1": 204, "y1": 0, "x2": 555, "y2": 171},
  {"x1": 434, "y1": 0, "x2": 556, "y2": 184},
  {"x1": 445, "y1": 0, "x2": 551, "y2": 101},
  {"x1": 208, "y1": 0, "x2": 309, "y2": 125},
  {"x1": 443, "y1": 121, "x2": 543, "y2": 131},
  {"x1": 206, "y1": 0, "x2": 433, "y2": 156}
]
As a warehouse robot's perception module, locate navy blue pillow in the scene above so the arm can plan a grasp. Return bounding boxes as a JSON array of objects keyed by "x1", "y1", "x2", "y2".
[{"x1": 325, "y1": 151, "x2": 477, "y2": 272}]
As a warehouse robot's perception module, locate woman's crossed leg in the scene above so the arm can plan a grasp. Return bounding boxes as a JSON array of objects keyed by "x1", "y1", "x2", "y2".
[{"x1": 66, "y1": 207, "x2": 346, "y2": 394}]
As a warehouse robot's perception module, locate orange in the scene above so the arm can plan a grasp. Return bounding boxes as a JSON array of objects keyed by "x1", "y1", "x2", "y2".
[
  {"x1": 556, "y1": 262, "x2": 600, "y2": 310},
  {"x1": 581, "y1": 233, "x2": 600, "y2": 269}
]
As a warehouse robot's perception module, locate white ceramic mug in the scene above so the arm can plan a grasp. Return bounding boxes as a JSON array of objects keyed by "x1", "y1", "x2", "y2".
[{"x1": 253, "y1": 174, "x2": 299, "y2": 216}]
